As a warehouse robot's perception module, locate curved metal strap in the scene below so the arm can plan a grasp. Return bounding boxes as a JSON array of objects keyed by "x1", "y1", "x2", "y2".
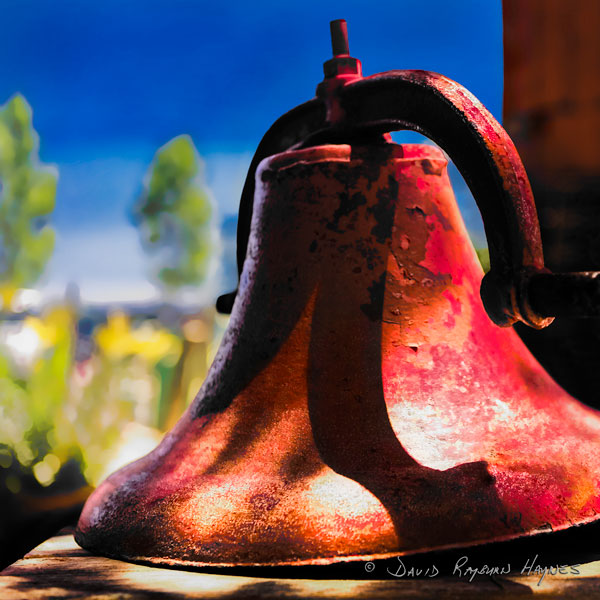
[
  {"x1": 334, "y1": 71, "x2": 551, "y2": 327},
  {"x1": 219, "y1": 70, "x2": 552, "y2": 328}
]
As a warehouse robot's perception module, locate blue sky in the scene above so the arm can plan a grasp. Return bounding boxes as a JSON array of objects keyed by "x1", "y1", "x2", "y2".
[{"x1": 0, "y1": 0, "x2": 503, "y2": 304}]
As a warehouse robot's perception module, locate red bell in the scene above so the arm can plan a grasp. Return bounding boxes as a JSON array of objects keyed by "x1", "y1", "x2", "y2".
[{"x1": 75, "y1": 20, "x2": 600, "y2": 567}]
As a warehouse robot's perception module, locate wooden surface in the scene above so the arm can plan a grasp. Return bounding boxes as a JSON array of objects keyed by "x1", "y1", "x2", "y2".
[{"x1": 2, "y1": 532, "x2": 600, "y2": 598}]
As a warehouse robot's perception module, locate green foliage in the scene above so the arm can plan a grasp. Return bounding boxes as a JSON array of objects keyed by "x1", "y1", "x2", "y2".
[
  {"x1": 0, "y1": 308, "x2": 75, "y2": 486},
  {"x1": 133, "y1": 135, "x2": 212, "y2": 289},
  {"x1": 0, "y1": 94, "x2": 57, "y2": 307},
  {"x1": 475, "y1": 247, "x2": 490, "y2": 273},
  {"x1": 0, "y1": 307, "x2": 184, "y2": 488}
]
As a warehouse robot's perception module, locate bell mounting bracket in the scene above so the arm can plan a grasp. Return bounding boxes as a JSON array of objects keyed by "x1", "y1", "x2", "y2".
[{"x1": 217, "y1": 19, "x2": 600, "y2": 328}]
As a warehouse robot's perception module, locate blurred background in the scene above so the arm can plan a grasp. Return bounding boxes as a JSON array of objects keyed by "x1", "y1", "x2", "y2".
[{"x1": 0, "y1": 0, "x2": 508, "y2": 567}]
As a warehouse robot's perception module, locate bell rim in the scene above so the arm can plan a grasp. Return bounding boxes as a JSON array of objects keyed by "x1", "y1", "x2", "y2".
[{"x1": 75, "y1": 511, "x2": 600, "y2": 569}]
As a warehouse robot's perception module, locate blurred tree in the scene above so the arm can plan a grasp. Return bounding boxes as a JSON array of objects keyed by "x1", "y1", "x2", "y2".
[
  {"x1": 0, "y1": 94, "x2": 57, "y2": 309},
  {"x1": 132, "y1": 136, "x2": 217, "y2": 431},
  {"x1": 133, "y1": 135, "x2": 212, "y2": 291}
]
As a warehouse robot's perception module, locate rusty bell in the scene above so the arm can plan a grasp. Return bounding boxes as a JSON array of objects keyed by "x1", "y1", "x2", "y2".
[{"x1": 75, "y1": 141, "x2": 600, "y2": 567}]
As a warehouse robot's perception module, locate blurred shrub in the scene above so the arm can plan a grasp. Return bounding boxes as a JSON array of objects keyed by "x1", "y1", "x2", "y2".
[
  {"x1": 67, "y1": 312, "x2": 182, "y2": 484},
  {"x1": 0, "y1": 308, "x2": 186, "y2": 488},
  {"x1": 0, "y1": 307, "x2": 76, "y2": 490}
]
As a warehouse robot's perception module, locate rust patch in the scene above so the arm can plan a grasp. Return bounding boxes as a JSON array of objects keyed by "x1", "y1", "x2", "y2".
[
  {"x1": 326, "y1": 191, "x2": 367, "y2": 233},
  {"x1": 360, "y1": 273, "x2": 386, "y2": 321}
]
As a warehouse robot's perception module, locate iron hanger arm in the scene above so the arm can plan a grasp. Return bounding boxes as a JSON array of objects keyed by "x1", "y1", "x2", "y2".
[
  {"x1": 335, "y1": 71, "x2": 600, "y2": 324},
  {"x1": 333, "y1": 70, "x2": 550, "y2": 328}
]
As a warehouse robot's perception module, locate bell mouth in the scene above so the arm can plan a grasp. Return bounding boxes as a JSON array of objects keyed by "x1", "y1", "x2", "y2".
[{"x1": 76, "y1": 141, "x2": 600, "y2": 568}]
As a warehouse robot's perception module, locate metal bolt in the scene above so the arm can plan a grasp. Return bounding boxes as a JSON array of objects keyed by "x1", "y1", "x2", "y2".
[{"x1": 330, "y1": 19, "x2": 350, "y2": 57}]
